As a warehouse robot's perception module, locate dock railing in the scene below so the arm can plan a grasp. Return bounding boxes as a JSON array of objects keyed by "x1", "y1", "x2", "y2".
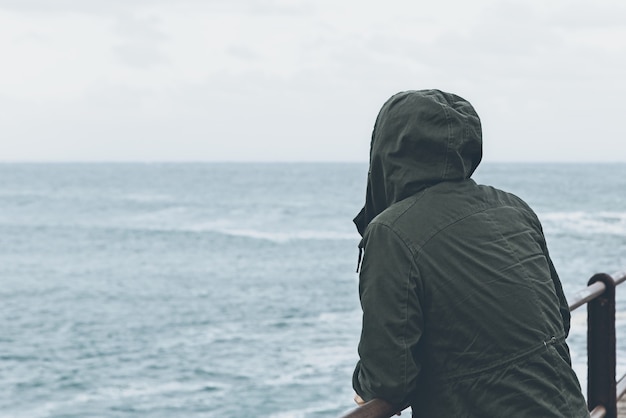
[{"x1": 340, "y1": 270, "x2": 626, "y2": 418}]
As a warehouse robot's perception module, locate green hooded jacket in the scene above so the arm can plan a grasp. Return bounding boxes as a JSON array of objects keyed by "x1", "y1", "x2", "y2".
[{"x1": 352, "y1": 90, "x2": 589, "y2": 417}]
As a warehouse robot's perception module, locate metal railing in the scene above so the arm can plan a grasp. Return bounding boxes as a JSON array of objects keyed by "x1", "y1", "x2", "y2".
[{"x1": 341, "y1": 270, "x2": 626, "y2": 418}]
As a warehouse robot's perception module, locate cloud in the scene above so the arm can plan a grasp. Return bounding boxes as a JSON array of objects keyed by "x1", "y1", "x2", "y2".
[
  {"x1": 547, "y1": 1, "x2": 626, "y2": 28},
  {"x1": 113, "y1": 13, "x2": 168, "y2": 42},
  {"x1": 112, "y1": 14, "x2": 170, "y2": 69},
  {"x1": 226, "y1": 45, "x2": 262, "y2": 62},
  {"x1": 0, "y1": 0, "x2": 178, "y2": 15},
  {"x1": 113, "y1": 44, "x2": 169, "y2": 69},
  {"x1": 1, "y1": 0, "x2": 626, "y2": 161},
  {"x1": 0, "y1": 0, "x2": 313, "y2": 16}
]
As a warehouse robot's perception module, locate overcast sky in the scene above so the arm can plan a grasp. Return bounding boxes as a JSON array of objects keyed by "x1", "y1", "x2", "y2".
[{"x1": 1, "y1": 0, "x2": 625, "y2": 162}]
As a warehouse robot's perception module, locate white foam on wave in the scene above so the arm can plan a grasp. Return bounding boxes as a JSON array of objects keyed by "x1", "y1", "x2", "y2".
[
  {"x1": 569, "y1": 310, "x2": 587, "y2": 330},
  {"x1": 216, "y1": 228, "x2": 358, "y2": 243},
  {"x1": 185, "y1": 221, "x2": 358, "y2": 242},
  {"x1": 270, "y1": 399, "x2": 356, "y2": 418},
  {"x1": 106, "y1": 209, "x2": 361, "y2": 242},
  {"x1": 120, "y1": 192, "x2": 173, "y2": 203},
  {"x1": 19, "y1": 381, "x2": 216, "y2": 418},
  {"x1": 317, "y1": 309, "x2": 360, "y2": 323},
  {"x1": 77, "y1": 381, "x2": 195, "y2": 401},
  {"x1": 110, "y1": 206, "x2": 191, "y2": 230},
  {"x1": 540, "y1": 211, "x2": 626, "y2": 236},
  {"x1": 264, "y1": 342, "x2": 358, "y2": 388}
]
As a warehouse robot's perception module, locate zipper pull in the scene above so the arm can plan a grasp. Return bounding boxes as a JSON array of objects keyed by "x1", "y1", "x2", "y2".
[{"x1": 544, "y1": 336, "x2": 557, "y2": 347}]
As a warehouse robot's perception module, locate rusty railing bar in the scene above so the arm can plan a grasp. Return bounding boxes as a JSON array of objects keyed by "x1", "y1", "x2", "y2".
[
  {"x1": 613, "y1": 271, "x2": 626, "y2": 286},
  {"x1": 569, "y1": 271, "x2": 625, "y2": 312},
  {"x1": 570, "y1": 281, "x2": 607, "y2": 312}
]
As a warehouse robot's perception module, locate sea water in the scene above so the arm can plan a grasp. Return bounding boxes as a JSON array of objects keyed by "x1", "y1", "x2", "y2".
[{"x1": 0, "y1": 163, "x2": 625, "y2": 417}]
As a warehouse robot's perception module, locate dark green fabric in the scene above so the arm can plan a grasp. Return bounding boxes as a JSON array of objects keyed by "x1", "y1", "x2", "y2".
[{"x1": 352, "y1": 90, "x2": 589, "y2": 417}]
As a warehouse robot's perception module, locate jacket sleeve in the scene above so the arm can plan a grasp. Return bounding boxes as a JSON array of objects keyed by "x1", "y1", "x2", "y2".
[
  {"x1": 540, "y1": 237, "x2": 571, "y2": 337},
  {"x1": 515, "y1": 197, "x2": 571, "y2": 338},
  {"x1": 352, "y1": 222, "x2": 423, "y2": 408}
]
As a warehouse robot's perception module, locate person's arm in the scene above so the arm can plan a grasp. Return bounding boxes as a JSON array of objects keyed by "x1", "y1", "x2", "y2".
[
  {"x1": 540, "y1": 237, "x2": 571, "y2": 336},
  {"x1": 516, "y1": 199, "x2": 571, "y2": 337},
  {"x1": 352, "y1": 222, "x2": 423, "y2": 409}
]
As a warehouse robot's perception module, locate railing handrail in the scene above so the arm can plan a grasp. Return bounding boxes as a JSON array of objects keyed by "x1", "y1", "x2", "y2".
[
  {"x1": 569, "y1": 271, "x2": 626, "y2": 311},
  {"x1": 340, "y1": 270, "x2": 626, "y2": 418}
]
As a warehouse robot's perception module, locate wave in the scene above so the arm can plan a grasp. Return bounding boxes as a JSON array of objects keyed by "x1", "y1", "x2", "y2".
[
  {"x1": 18, "y1": 381, "x2": 216, "y2": 418},
  {"x1": 0, "y1": 219, "x2": 359, "y2": 243},
  {"x1": 540, "y1": 211, "x2": 626, "y2": 236},
  {"x1": 119, "y1": 192, "x2": 173, "y2": 203},
  {"x1": 212, "y1": 228, "x2": 358, "y2": 243},
  {"x1": 269, "y1": 400, "x2": 355, "y2": 418},
  {"x1": 108, "y1": 209, "x2": 360, "y2": 243},
  {"x1": 75, "y1": 381, "x2": 203, "y2": 401}
]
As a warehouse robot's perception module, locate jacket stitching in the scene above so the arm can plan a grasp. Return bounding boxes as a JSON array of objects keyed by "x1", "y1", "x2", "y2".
[
  {"x1": 440, "y1": 103, "x2": 452, "y2": 180},
  {"x1": 484, "y1": 209, "x2": 553, "y2": 337},
  {"x1": 374, "y1": 193, "x2": 568, "y2": 385},
  {"x1": 364, "y1": 222, "x2": 420, "y2": 403},
  {"x1": 435, "y1": 335, "x2": 566, "y2": 383}
]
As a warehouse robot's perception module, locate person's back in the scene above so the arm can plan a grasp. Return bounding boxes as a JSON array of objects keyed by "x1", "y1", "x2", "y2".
[{"x1": 352, "y1": 90, "x2": 589, "y2": 417}]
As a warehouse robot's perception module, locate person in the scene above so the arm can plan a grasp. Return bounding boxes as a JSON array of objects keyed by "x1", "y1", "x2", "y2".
[{"x1": 351, "y1": 90, "x2": 590, "y2": 417}]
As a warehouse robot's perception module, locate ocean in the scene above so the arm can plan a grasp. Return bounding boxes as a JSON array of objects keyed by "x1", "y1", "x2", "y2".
[{"x1": 1, "y1": 162, "x2": 625, "y2": 417}]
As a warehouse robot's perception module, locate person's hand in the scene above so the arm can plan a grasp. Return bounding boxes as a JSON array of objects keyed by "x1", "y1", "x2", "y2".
[{"x1": 353, "y1": 393, "x2": 401, "y2": 415}]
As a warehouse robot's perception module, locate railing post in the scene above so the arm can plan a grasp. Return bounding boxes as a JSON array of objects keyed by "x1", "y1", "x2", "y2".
[{"x1": 587, "y1": 273, "x2": 617, "y2": 418}]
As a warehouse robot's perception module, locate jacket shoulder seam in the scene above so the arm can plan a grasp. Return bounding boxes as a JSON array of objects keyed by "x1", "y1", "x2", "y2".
[{"x1": 414, "y1": 202, "x2": 528, "y2": 254}]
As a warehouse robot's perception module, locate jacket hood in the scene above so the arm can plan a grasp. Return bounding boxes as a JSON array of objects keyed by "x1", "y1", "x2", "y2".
[{"x1": 354, "y1": 89, "x2": 483, "y2": 236}]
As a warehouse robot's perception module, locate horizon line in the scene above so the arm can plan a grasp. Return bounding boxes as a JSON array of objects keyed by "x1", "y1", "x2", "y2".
[{"x1": 0, "y1": 160, "x2": 625, "y2": 164}]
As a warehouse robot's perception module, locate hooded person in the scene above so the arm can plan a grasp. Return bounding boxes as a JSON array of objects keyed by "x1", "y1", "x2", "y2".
[{"x1": 351, "y1": 90, "x2": 589, "y2": 417}]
